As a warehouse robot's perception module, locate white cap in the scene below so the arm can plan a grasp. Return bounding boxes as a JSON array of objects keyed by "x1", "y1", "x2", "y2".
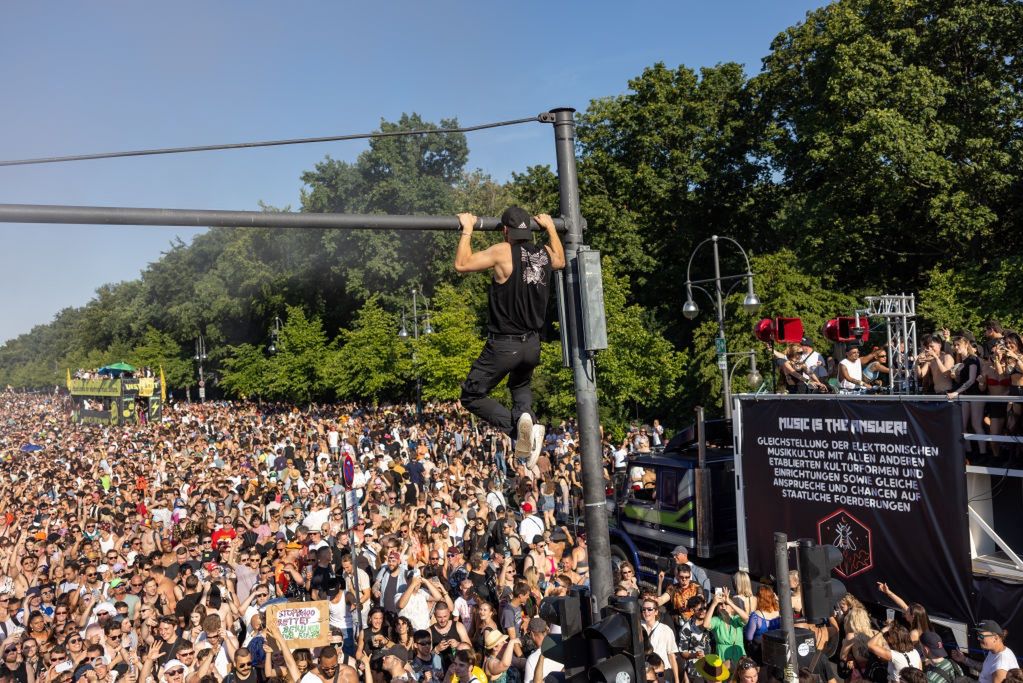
[{"x1": 162, "y1": 659, "x2": 190, "y2": 674}]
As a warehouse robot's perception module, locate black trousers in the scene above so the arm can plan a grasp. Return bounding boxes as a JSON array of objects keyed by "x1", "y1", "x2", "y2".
[{"x1": 460, "y1": 334, "x2": 541, "y2": 437}]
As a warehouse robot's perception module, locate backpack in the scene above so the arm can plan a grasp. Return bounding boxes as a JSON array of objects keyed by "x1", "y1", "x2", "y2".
[{"x1": 925, "y1": 659, "x2": 971, "y2": 683}]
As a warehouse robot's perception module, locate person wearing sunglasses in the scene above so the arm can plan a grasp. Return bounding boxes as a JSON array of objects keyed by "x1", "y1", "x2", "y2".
[
  {"x1": 641, "y1": 598, "x2": 679, "y2": 683},
  {"x1": 223, "y1": 649, "x2": 260, "y2": 683}
]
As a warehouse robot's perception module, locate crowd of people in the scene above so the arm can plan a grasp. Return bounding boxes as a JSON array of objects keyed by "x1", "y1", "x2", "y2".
[
  {"x1": 0, "y1": 388, "x2": 1017, "y2": 683},
  {"x1": 0, "y1": 393, "x2": 600, "y2": 683},
  {"x1": 773, "y1": 320, "x2": 1023, "y2": 462},
  {"x1": 623, "y1": 563, "x2": 1019, "y2": 683}
]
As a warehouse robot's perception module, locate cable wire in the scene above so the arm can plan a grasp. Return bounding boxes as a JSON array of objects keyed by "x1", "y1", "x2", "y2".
[{"x1": 0, "y1": 116, "x2": 544, "y2": 168}]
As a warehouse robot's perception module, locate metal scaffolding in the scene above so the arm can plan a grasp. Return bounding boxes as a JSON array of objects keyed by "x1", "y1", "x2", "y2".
[{"x1": 864, "y1": 294, "x2": 918, "y2": 394}]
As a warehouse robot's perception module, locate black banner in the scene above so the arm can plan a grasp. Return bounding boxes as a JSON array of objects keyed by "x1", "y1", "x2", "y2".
[{"x1": 739, "y1": 399, "x2": 972, "y2": 623}]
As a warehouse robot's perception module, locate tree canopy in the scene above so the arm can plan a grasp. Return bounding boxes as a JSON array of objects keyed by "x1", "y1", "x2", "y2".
[{"x1": 2, "y1": 0, "x2": 1020, "y2": 430}]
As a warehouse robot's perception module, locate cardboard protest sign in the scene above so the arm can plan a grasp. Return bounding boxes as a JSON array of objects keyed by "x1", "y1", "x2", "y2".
[{"x1": 266, "y1": 600, "x2": 330, "y2": 649}]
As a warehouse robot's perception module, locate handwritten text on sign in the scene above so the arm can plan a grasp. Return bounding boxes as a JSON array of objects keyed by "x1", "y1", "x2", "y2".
[
  {"x1": 277, "y1": 607, "x2": 321, "y2": 640},
  {"x1": 266, "y1": 600, "x2": 330, "y2": 649}
]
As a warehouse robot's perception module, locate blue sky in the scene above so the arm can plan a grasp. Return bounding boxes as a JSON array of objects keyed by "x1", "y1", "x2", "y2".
[{"x1": 0, "y1": 1, "x2": 824, "y2": 344}]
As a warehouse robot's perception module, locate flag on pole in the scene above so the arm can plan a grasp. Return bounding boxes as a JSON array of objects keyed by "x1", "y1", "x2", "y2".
[
  {"x1": 66, "y1": 368, "x2": 72, "y2": 390},
  {"x1": 159, "y1": 366, "x2": 167, "y2": 403}
]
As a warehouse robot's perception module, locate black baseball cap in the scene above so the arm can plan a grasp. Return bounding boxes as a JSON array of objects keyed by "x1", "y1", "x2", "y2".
[
  {"x1": 975, "y1": 620, "x2": 1004, "y2": 637},
  {"x1": 500, "y1": 206, "x2": 532, "y2": 241},
  {"x1": 919, "y1": 631, "x2": 947, "y2": 657}
]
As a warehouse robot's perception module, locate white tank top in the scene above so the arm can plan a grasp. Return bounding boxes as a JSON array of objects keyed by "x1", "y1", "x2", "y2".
[{"x1": 329, "y1": 595, "x2": 350, "y2": 630}]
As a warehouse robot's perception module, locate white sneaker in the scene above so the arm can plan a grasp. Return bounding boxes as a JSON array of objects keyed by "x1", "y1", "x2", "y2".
[
  {"x1": 515, "y1": 412, "x2": 534, "y2": 460},
  {"x1": 527, "y1": 423, "x2": 545, "y2": 469}
]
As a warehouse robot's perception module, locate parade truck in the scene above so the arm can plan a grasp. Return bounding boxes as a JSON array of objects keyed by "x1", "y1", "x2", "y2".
[
  {"x1": 606, "y1": 407, "x2": 741, "y2": 582},
  {"x1": 68, "y1": 368, "x2": 163, "y2": 426},
  {"x1": 608, "y1": 394, "x2": 1023, "y2": 650}
]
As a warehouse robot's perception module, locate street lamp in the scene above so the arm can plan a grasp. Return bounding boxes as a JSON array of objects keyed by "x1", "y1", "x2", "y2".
[
  {"x1": 194, "y1": 335, "x2": 208, "y2": 403},
  {"x1": 268, "y1": 316, "x2": 283, "y2": 354},
  {"x1": 683, "y1": 235, "x2": 761, "y2": 420},
  {"x1": 728, "y1": 350, "x2": 764, "y2": 389},
  {"x1": 397, "y1": 285, "x2": 433, "y2": 419}
]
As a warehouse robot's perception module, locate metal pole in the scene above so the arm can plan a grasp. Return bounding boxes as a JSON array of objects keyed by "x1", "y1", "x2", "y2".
[
  {"x1": 348, "y1": 522, "x2": 363, "y2": 638},
  {"x1": 551, "y1": 107, "x2": 610, "y2": 619},
  {"x1": 775, "y1": 533, "x2": 799, "y2": 683},
  {"x1": 196, "y1": 336, "x2": 206, "y2": 404},
  {"x1": 0, "y1": 203, "x2": 566, "y2": 231},
  {"x1": 411, "y1": 287, "x2": 423, "y2": 422},
  {"x1": 713, "y1": 237, "x2": 732, "y2": 420}
]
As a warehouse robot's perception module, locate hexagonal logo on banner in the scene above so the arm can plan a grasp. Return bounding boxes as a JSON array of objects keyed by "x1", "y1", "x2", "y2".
[{"x1": 817, "y1": 509, "x2": 873, "y2": 579}]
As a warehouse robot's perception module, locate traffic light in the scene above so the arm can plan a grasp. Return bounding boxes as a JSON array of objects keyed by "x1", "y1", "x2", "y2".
[
  {"x1": 798, "y1": 539, "x2": 846, "y2": 622},
  {"x1": 546, "y1": 596, "x2": 646, "y2": 683}
]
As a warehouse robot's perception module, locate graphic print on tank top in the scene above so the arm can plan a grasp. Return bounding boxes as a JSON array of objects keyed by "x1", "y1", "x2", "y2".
[{"x1": 522, "y1": 248, "x2": 550, "y2": 286}]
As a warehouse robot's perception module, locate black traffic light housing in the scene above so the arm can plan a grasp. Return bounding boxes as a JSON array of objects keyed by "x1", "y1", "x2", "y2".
[
  {"x1": 546, "y1": 596, "x2": 646, "y2": 683},
  {"x1": 797, "y1": 539, "x2": 847, "y2": 622}
]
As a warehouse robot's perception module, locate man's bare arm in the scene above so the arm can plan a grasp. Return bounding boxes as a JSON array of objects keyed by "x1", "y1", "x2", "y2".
[
  {"x1": 535, "y1": 214, "x2": 565, "y2": 270},
  {"x1": 454, "y1": 212, "x2": 503, "y2": 274}
]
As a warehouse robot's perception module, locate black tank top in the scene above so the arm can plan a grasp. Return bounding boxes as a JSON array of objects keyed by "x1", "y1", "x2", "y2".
[
  {"x1": 488, "y1": 242, "x2": 552, "y2": 335},
  {"x1": 430, "y1": 622, "x2": 458, "y2": 671}
]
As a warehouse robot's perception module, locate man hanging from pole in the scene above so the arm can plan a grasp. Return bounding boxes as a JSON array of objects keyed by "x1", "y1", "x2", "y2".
[{"x1": 454, "y1": 207, "x2": 566, "y2": 473}]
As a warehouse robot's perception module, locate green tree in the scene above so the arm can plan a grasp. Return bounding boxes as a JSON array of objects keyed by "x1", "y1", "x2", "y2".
[
  {"x1": 752, "y1": 0, "x2": 1022, "y2": 290},
  {"x1": 532, "y1": 258, "x2": 686, "y2": 433},
  {"x1": 262, "y1": 306, "x2": 330, "y2": 403},
  {"x1": 327, "y1": 296, "x2": 408, "y2": 402},
  {"x1": 302, "y1": 113, "x2": 470, "y2": 301},
  {"x1": 130, "y1": 326, "x2": 191, "y2": 390},
  {"x1": 595, "y1": 258, "x2": 687, "y2": 426},
  {"x1": 415, "y1": 283, "x2": 485, "y2": 401},
  {"x1": 574, "y1": 61, "x2": 777, "y2": 323},
  {"x1": 220, "y1": 344, "x2": 271, "y2": 400}
]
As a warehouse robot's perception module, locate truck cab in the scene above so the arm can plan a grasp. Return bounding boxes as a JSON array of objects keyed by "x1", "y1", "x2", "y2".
[{"x1": 607, "y1": 411, "x2": 737, "y2": 584}]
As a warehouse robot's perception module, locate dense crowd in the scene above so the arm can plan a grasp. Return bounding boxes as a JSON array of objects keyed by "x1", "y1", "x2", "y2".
[
  {"x1": 775, "y1": 321, "x2": 1022, "y2": 462},
  {"x1": 0, "y1": 392, "x2": 1017, "y2": 683},
  {"x1": 0, "y1": 395, "x2": 596, "y2": 683}
]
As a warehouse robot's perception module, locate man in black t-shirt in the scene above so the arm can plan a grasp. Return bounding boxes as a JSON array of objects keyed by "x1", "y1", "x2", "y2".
[
  {"x1": 454, "y1": 207, "x2": 565, "y2": 464},
  {"x1": 223, "y1": 649, "x2": 262, "y2": 683},
  {"x1": 174, "y1": 575, "x2": 202, "y2": 625},
  {"x1": 154, "y1": 616, "x2": 189, "y2": 666}
]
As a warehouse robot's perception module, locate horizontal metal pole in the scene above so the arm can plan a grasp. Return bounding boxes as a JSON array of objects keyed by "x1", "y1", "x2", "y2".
[
  {"x1": 0, "y1": 203, "x2": 567, "y2": 232},
  {"x1": 688, "y1": 272, "x2": 752, "y2": 286}
]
